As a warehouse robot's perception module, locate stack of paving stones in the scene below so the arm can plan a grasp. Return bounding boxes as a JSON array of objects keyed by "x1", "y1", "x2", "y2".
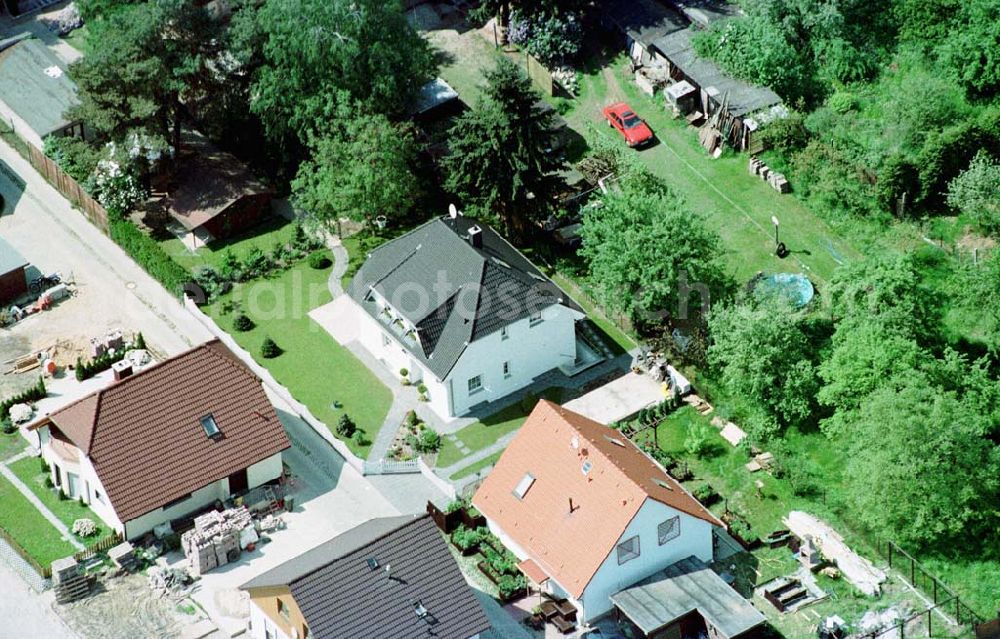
[
  {"x1": 52, "y1": 557, "x2": 91, "y2": 604},
  {"x1": 748, "y1": 156, "x2": 791, "y2": 193},
  {"x1": 181, "y1": 507, "x2": 253, "y2": 576},
  {"x1": 108, "y1": 541, "x2": 138, "y2": 573}
]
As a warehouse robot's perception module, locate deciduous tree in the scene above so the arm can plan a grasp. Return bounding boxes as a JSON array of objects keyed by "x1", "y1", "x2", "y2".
[
  {"x1": 247, "y1": 0, "x2": 435, "y2": 145},
  {"x1": 947, "y1": 150, "x2": 1000, "y2": 238}
]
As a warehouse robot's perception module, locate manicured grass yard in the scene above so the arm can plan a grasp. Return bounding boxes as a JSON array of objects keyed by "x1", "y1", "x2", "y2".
[
  {"x1": 449, "y1": 451, "x2": 502, "y2": 481},
  {"x1": 204, "y1": 253, "x2": 392, "y2": 457},
  {"x1": 160, "y1": 216, "x2": 298, "y2": 273},
  {"x1": 436, "y1": 388, "x2": 567, "y2": 468},
  {"x1": 0, "y1": 473, "x2": 77, "y2": 568},
  {"x1": 8, "y1": 457, "x2": 114, "y2": 545},
  {"x1": 61, "y1": 25, "x2": 91, "y2": 55},
  {"x1": 0, "y1": 431, "x2": 27, "y2": 462}
]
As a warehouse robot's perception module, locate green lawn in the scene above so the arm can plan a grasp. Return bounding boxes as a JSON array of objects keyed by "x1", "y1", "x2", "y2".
[
  {"x1": 0, "y1": 432, "x2": 27, "y2": 462},
  {"x1": 61, "y1": 25, "x2": 91, "y2": 55},
  {"x1": 436, "y1": 388, "x2": 567, "y2": 468},
  {"x1": 558, "y1": 55, "x2": 863, "y2": 287},
  {"x1": 8, "y1": 457, "x2": 114, "y2": 546},
  {"x1": 449, "y1": 451, "x2": 503, "y2": 480},
  {"x1": 0, "y1": 473, "x2": 77, "y2": 568},
  {"x1": 161, "y1": 216, "x2": 299, "y2": 273},
  {"x1": 204, "y1": 253, "x2": 392, "y2": 457}
]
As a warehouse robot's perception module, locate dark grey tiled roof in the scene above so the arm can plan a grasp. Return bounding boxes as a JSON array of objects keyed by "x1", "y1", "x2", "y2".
[
  {"x1": 348, "y1": 215, "x2": 581, "y2": 380},
  {"x1": 242, "y1": 514, "x2": 491, "y2": 639}
]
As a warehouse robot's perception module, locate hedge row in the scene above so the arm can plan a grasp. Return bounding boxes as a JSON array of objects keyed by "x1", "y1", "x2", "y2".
[
  {"x1": 109, "y1": 219, "x2": 190, "y2": 296},
  {"x1": 1, "y1": 377, "x2": 46, "y2": 422}
]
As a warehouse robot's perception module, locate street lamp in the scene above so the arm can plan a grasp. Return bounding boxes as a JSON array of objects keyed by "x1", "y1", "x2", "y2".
[{"x1": 771, "y1": 215, "x2": 788, "y2": 258}]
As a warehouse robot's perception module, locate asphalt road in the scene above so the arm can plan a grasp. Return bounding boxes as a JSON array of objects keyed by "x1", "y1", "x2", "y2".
[{"x1": 0, "y1": 558, "x2": 78, "y2": 639}]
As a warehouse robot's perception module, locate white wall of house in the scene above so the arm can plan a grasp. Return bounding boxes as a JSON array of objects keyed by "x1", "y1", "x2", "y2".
[
  {"x1": 355, "y1": 298, "x2": 582, "y2": 419},
  {"x1": 483, "y1": 499, "x2": 714, "y2": 623},
  {"x1": 579, "y1": 499, "x2": 715, "y2": 621},
  {"x1": 249, "y1": 601, "x2": 293, "y2": 639},
  {"x1": 124, "y1": 452, "x2": 284, "y2": 539}
]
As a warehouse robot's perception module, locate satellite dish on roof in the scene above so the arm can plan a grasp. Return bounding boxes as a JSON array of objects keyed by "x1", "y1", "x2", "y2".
[{"x1": 448, "y1": 203, "x2": 458, "y2": 218}]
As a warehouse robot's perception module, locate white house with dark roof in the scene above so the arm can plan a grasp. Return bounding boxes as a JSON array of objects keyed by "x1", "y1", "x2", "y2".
[{"x1": 346, "y1": 212, "x2": 587, "y2": 419}]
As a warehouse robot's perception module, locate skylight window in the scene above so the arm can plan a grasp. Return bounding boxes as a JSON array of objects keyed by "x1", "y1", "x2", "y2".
[
  {"x1": 366, "y1": 557, "x2": 379, "y2": 570},
  {"x1": 582, "y1": 460, "x2": 593, "y2": 476},
  {"x1": 513, "y1": 473, "x2": 535, "y2": 500},
  {"x1": 200, "y1": 414, "x2": 221, "y2": 438},
  {"x1": 413, "y1": 601, "x2": 429, "y2": 619}
]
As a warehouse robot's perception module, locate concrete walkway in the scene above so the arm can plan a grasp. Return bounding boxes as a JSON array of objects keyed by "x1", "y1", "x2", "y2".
[{"x1": 1, "y1": 451, "x2": 85, "y2": 550}]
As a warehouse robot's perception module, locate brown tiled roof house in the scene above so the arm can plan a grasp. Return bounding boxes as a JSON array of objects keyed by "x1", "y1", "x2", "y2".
[
  {"x1": 473, "y1": 401, "x2": 732, "y2": 625},
  {"x1": 30, "y1": 339, "x2": 290, "y2": 539}
]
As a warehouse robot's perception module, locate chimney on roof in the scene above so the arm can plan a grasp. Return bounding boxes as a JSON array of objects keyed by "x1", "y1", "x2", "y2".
[{"x1": 468, "y1": 225, "x2": 483, "y2": 248}]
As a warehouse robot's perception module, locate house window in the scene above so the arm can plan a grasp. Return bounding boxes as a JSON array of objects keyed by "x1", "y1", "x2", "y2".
[
  {"x1": 617, "y1": 535, "x2": 640, "y2": 564},
  {"x1": 503, "y1": 361, "x2": 511, "y2": 379},
  {"x1": 264, "y1": 619, "x2": 276, "y2": 639},
  {"x1": 200, "y1": 414, "x2": 221, "y2": 438},
  {"x1": 278, "y1": 599, "x2": 291, "y2": 623},
  {"x1": 500, "y1": 326, "x2": 509, "y2": 340},
  {"x1": 468, "y1": 375, "x2": 483, "y2": 395},
  {"x1": 512, "y1": 473, "x2": 535, "y2": 500},
  {"x1": 94, "y1": 489, "x2": 103, "y2": 504},
  {"x1": 658, "y1": 516, "x2": 681, "y2": 545},
  {"x1": 66, "y1": 472, "x2": 79, "y2": 499},
  {"x1": 529, "y1": 311, "x2": 543, "y2": 326}
]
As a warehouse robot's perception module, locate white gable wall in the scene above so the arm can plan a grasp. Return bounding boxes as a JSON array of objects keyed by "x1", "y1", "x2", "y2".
[
  {"x1": 445, "y1": 303, "x2": 582, "y2": 417},
  {"x1": 356, "y1": 299, "x2": 582, "y2": 418},
  {"x1": 579, "y1": 498, "x2": 715, "y2": 622}
]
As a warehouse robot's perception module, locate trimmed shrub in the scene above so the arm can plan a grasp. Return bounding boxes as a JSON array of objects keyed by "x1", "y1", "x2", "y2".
[
  {"x1": 109, "y1": 219, "x2": 190, "y2": 295},
  {"x1": 233, "y1": 313, "x2": 255, "y2": 332},
  {"x1": 352, "y1": 429, "x2": 371, "y2": 447},
  {"x1": 308, "y1": 251, "x2": 332, "y2": 270},
  {"x1": 337, "y1": 414, "x2": 357, "y2": 438},
  {"x1": 261, "y1": 336, "x2": 282, "y2": 359},
  {"x1": 72, "y1": 518, "x2": 98, "y2": 538}
]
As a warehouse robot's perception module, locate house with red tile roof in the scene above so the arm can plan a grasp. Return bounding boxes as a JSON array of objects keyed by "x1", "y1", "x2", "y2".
[
  {"x1": 29, "y1": 340, "x2": 290, "y2": 540},
  {"x1": 473, "y1": 401, "x2": 726, "y2": 624}
]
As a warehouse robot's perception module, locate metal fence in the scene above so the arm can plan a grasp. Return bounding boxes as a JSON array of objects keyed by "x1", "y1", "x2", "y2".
[
  {"x1": 363, "y1": 459, "x2": 420, "y2": 475},
  {"x1": 876, "y1": 540, "x2": 985, "y2": 629}
]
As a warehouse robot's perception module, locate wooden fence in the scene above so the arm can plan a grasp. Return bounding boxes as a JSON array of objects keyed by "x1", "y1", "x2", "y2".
[
  {"x1": 0, "y1": 524, "x2": 52, "y2": 579},
  {"x1": 24, "y1": 144, "x2": 110, "y2": 234},
  {"x1": 74, "y1": 532, "x2": 124, "y2": 564}
]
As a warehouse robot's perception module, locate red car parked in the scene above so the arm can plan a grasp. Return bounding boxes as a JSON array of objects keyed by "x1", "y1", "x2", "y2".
[{"x1": 603, "y1": 102, "x2": 654, "y2": 147}]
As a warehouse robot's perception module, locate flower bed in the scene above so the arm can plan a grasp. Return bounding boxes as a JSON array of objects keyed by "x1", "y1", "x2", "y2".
[{"x1": 387, "y1": 410, "x2": 441, "y2": 461}]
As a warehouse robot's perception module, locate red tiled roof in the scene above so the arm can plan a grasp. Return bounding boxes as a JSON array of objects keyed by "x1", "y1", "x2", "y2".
[
  {"x1": 473, "y1": 401, "x2": 720, "y2": 598},
  {"x1": 43, "y1": 340, "x2": 289, "y2": 522}
]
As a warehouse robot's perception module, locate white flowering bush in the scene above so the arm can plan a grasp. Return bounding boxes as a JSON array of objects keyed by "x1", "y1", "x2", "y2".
[
  {"x1": 92, "y1": 142, "x2": 147, "y2": 217},
  {"x1": 72, "y1": 518, "x2": 98, "y2": 537}
]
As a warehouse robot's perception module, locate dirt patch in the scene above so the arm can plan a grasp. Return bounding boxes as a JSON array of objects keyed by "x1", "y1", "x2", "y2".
[
  {"x1": 57, "y1": 572, "x2": 193, "y2": 639},
  {"x1": 956, "y1": 227, "x2": 997, "y2": 252}
]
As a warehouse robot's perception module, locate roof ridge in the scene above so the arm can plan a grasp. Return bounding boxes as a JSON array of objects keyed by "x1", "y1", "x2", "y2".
[{"x1": 289, "y1": 514, "x2": 426, "y2": 586}]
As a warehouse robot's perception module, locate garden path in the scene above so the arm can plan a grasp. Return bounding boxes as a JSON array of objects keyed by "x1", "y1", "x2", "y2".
[{"x1": 1, "y1": 451, "x2": 84, "y2": 550}]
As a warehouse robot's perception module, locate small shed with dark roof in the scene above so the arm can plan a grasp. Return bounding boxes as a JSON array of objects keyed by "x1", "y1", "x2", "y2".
[
  {"x1": 611, "y1": 555, "x2": 766, "y2": 639},
  {"x1": 166, "y1": 131, "x2": 273, "y2": 242},
  {"x1": 0, "y1": 236, "x2": 29, "y2": 304},
  {"x1": 241, "y1": 514, "x2": 491, "y2": 639}
]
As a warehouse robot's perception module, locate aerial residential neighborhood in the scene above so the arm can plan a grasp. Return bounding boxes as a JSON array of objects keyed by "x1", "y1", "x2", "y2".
[{"x1": 0, "y1": 0, "x2": 997, "y2": 638}]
